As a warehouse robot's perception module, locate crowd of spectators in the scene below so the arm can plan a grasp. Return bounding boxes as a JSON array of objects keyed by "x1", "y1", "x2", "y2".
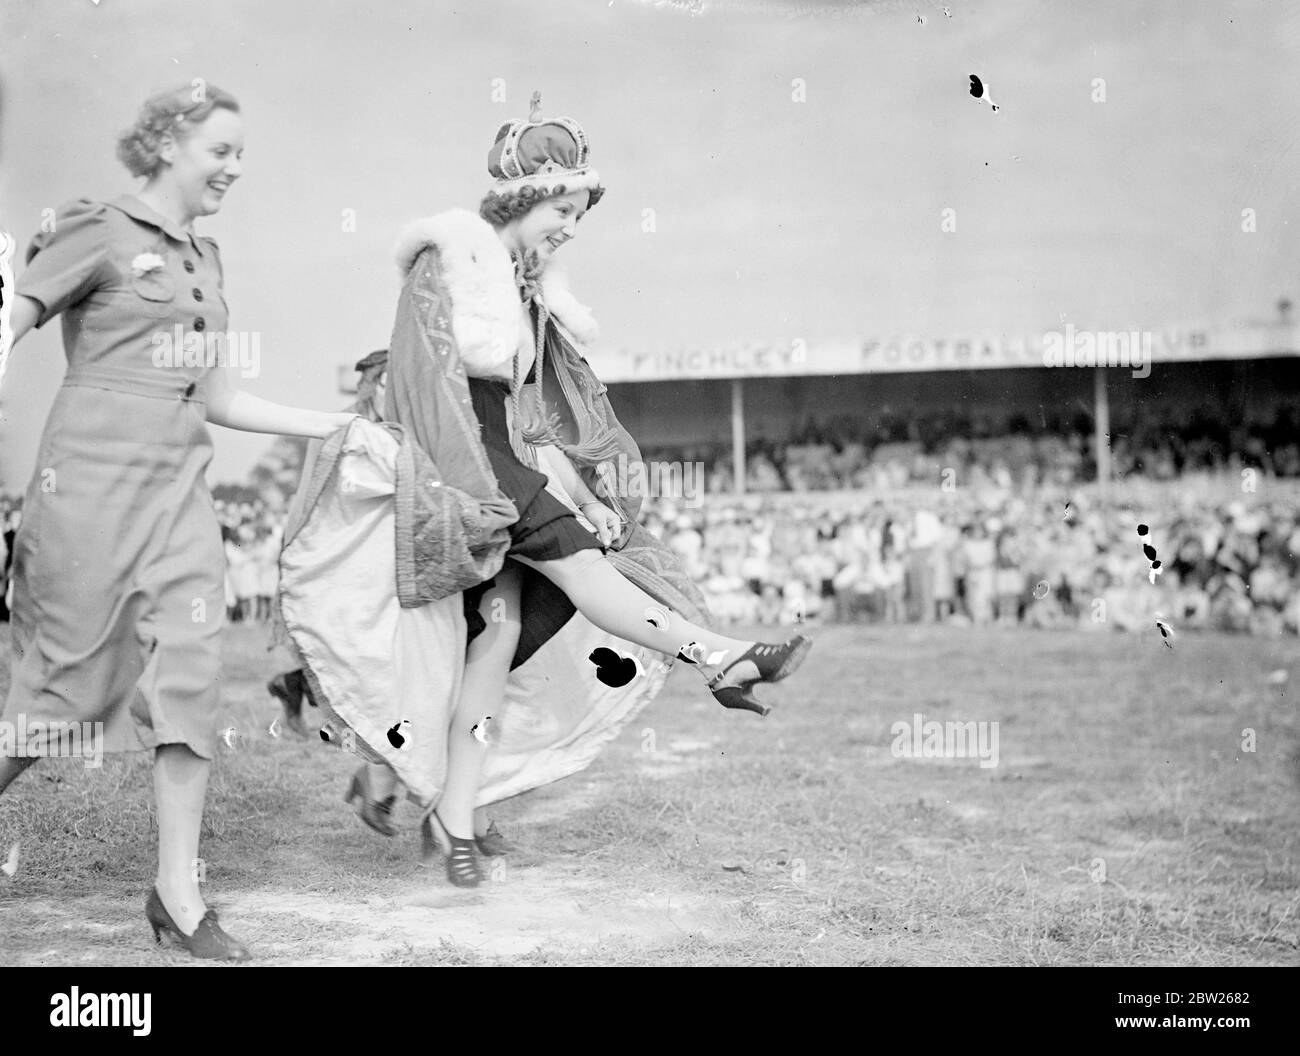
[
  {"x1": 4, "y1": 404, "x2": 1299, "y2": 638},
  {"x1": 641, "y1": 403, "x2": 1300, "y2": 494},
  {"x1": 638, "y1": 486, "x2": 1300, "y2": 638},
  {"x1": 213, "y1": 495, "x2": 283, "y2": 623}
]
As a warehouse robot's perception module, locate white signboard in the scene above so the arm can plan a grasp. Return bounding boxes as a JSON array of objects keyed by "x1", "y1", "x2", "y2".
[{"x1": 585, "y1": 321, "x2": 1298, "y2": 383}]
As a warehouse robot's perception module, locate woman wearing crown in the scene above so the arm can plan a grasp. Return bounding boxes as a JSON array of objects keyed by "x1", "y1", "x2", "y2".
[{"x1": 278, "y1": 100, "x2": 813, "y2": 887}]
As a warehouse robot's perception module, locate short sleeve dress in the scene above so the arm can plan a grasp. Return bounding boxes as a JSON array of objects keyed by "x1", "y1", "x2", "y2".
[{"x1": 3, "y1": 195, "x2": 230, "y2": 759}]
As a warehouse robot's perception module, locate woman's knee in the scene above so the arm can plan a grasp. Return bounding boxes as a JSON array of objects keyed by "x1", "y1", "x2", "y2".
[
  {"x1": 517, "y1": 549, "x2": 602, "y2": 588},
  {"x1": 470, "y1": 567, "x2": 523, "y2": 657},
  {"x1": 470, "y1": 610, "x2": 521, "y2": 660}
]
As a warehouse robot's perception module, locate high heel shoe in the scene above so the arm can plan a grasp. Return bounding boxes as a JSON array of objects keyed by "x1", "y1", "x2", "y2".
[
  {"x1": 475, "y1": 820, "x2": 512, "y2": 857},
  {"x1": 422, "y1": 817, "x2": 509, "y2": 857},
  {"x1": 420, "y1": 812, "x2": 483, "y2": 887},
  {"x1": 344, "y1": 765, "x2": 397, "y2": 837},
  {"x1": 266, "y1": 672, "x2": 309, "y2": 738},
  {"x1": 704, "y1": 635, "x2": 813, "y2": 716},
  {"x1": 144, "y1": 887, "x2": 251, "y2": 962}
]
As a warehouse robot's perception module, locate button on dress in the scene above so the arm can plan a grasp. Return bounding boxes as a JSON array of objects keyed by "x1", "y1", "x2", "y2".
[{"x1": 3, "y1": 195, "x2": 230, "y2": 759}]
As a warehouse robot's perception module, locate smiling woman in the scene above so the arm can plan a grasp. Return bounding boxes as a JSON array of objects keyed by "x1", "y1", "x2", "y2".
[
  {"x1": 279, "y1": 100, "x2": 813, "y2": 895},
  {"x1": 117, "y1": 84, "x2": 242, "y2": 188},
  {"x1": 0, "y1": 81, "x2": 357, "y2": 965}
]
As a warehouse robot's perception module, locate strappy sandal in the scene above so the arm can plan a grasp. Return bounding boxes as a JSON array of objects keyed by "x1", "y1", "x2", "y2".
[
  {"x1": 421, "y1": 811, "x2": 483, "y2": 888},
  {"x1": 705, "y1": 635, "x2": 813, "y2": 716}
]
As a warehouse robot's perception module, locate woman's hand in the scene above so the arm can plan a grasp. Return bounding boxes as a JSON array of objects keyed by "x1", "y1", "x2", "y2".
[{"x1": 580, "y1": 501, "x2": 624, "y2": 548}]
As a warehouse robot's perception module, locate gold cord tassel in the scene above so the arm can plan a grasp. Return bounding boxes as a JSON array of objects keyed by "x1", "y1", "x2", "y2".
[
  {"x1": 508, "y1": 296, "x2": 560, "y2": 469},
  {"x1": 509, "y1": 289, "x2": 626, "y2": 475},
  {"x1": 517, "y1": 298, "x2": 564, "y2": 450},
  {"x1": 508, "y1": 344, "x2": 539, "y2": 470},
  {"x1": 546, "y1": 327, "x2": 626, "y2": 466}
]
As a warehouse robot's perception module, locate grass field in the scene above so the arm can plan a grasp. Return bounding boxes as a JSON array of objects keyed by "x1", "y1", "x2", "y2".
[{"x1": 1, "y1": 619, "x2": 1298, "y2": 966}]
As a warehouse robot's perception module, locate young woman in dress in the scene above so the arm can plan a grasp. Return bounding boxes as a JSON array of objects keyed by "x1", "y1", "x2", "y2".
[
  {"x1": 0, "y1": 84, "x2": 357, "y2": 960},
  {"x1": 285, "y1": 103, "x2": 813, "y2": 887}
]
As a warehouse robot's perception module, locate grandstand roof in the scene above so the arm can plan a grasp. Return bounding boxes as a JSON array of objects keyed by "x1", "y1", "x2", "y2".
[{"x1": 587, "y1": 319, "x2": 1299, "y2": 383}]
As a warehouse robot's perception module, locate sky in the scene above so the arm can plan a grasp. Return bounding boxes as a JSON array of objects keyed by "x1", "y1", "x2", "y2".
[{"x1": 0, "y1": 0, "x2": 1296, "y2": 486}]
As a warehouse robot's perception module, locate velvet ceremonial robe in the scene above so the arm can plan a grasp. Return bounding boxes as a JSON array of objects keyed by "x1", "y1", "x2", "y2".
[{"x1": 277, "y1": 208, "x2": 712, "y2": 809}]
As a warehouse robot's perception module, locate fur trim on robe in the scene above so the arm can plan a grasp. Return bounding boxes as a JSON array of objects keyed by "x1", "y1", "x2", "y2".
[{"x1": 393, "y1": 208, "x2": 598, "y2": 380}]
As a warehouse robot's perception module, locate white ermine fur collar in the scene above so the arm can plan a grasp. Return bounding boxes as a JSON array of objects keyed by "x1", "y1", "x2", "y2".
[{"x1": 394, "y1": 208, "x2": 598, "y2": 379}]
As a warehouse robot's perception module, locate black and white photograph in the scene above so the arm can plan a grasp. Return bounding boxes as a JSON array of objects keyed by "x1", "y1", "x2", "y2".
[{"x1": 0, "y1": 0, "x2": 1297, "y2": 997}]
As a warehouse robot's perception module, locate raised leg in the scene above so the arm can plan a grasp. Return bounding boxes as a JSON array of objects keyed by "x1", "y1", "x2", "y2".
[
  {"x1": 512, "y1": 550, "x2": 752, "y2": 665},
  {"x1": 513, "y1": 549, "x2": 812, "y2": 713}
]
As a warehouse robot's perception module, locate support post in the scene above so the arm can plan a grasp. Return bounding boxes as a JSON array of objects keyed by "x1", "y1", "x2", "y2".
[
  {"x1": 731, "y1": 378, "x2": 745, "y2": 496},
  {"x1": 1094, "y1": 365, "x2": 1110, "y2": 500}
]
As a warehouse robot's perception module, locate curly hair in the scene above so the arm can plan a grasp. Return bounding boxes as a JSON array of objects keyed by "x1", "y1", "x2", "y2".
[
  {"x1": 116, "y1": 83, "x2": 241, "y2": 179},
  {"x1": 478, "y1": 181, "x2": 605, "y2": 226}
]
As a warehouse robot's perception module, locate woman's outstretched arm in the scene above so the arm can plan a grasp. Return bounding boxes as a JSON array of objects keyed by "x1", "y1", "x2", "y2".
[
  {"x1": 6, "y1": 296, "x2": 40, "y2": 348},
  {"x1": 0, "y1": 295, "x2": 43, "y2": 397},
  {"x1": 204, "y1": 362, "x2": 355, "y2": 439}
]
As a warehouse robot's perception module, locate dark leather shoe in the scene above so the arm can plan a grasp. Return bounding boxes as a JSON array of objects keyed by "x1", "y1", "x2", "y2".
[
  {"x1": 707, "y1": 635, "x2": 813, "y2": 716},
  {"x1": 267, "y1": 672, "x2": 310, "y2": 737},
  {"x1": 421, "y1": 812, "x2": 483, "y2": 887},
  {"x1": 344, "y1": 766, "x2": 397, "y2": 837},
  {"x1": 145, "y1": 888, "x2": 251, "y2": 962},
  {"x1": 475, "y1": 820, "x2": 512, "y2": 857}
]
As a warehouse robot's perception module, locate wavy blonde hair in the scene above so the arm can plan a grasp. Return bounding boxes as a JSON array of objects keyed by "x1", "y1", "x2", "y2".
[{"x1": 116, "y1": 83, "x2": 240, "y2": 179}]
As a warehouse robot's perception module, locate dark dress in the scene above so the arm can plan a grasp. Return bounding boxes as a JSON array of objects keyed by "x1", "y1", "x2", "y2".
[{"x1": 462, "y1": 349, "x2": 602, "y2": 668}]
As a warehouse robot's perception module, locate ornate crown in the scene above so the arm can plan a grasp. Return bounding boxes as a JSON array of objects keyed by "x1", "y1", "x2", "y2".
[{"x1": 486, "y1": 93, "x2": 602, "y2": 200}]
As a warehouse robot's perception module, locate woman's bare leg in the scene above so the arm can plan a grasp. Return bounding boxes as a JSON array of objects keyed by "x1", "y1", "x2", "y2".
[
  {"x1": 153, "y1": 743, "x2": 211, "y2": 935},
  {"x1": 434, "y1": 563, "x2": 522, "y2": 842},
  {"x1": 513, "y1": 550, "x2": 776, "y2": 680},
  {"x1": 4, "y1": 726, "x2": 214, "y2": 937}
]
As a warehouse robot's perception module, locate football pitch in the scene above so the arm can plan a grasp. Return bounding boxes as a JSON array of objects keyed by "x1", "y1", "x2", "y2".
[{"x1": 1, "y1": 620, "x2": 1297, "y2": 966}]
